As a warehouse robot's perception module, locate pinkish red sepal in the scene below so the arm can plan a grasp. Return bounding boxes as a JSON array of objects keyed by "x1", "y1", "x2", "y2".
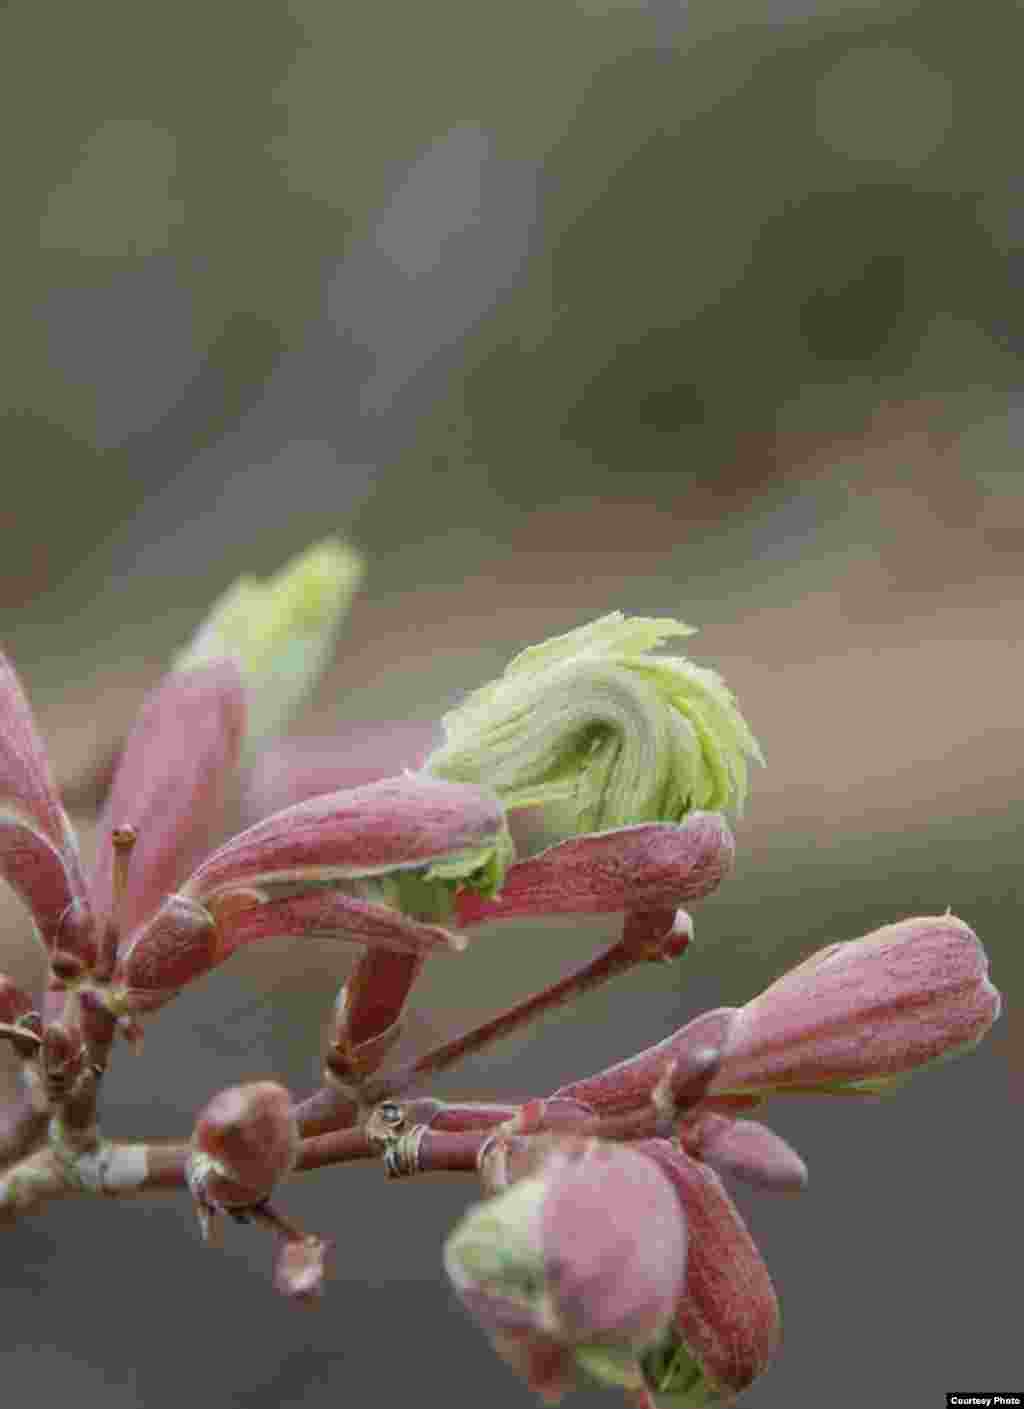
[
  {"x1": 0, "y1": 652, "x2": 92, "y2": 955},
  {"x1": 550, "y1": 1008, "x2": 738, "y2": 1117},
  {"x1": 114, "y1": 895, "x2": 220, "y2": 1013},
  {"x1": 681, "y1": 1111, "x2": 808, "y2": 1193},
  {"x1": 212, "y1": 888, "x2": 467, "y2": 959},
  {"x1": 115, "y1": 885, "x2": 466, "y2": 1017},
  {"x1": 0, "y1": 653, "x2": 82, "y2": 861},
  {"x1": 91, "y1": 660, "x2": 246, "y2": 943},
  {"x1": 454, "y1": 814, "x2": 734, "y2": 927},
  {"x1": 708, "y1": 915, "x2": 1002, "y2": 1098},
  {"x1": 186, "y1": 774, "x2": 505, "y2": 901},
  {"x1": 638, "y1": 1140, "x2": 781, "y2": 1400},
  {"x1": 0, "y1": 816, "x2": 89, "y2": 956}
]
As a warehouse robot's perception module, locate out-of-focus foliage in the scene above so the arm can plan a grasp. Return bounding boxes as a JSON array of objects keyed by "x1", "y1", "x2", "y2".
[{"x1": 2, "y1": 0, "x2": 1019, "y2": 598}]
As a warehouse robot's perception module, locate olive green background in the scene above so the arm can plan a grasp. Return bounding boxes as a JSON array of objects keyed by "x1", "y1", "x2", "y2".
[{"x1": 1, "y1": 1, "x2": 1021, "y2": 1405}]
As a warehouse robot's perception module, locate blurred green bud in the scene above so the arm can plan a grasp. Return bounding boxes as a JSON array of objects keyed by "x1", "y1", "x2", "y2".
[
  {"x1": 176, "y1": 538, "x2": 363, "y2": 752},
  {"x1": 427, "y1": 613, "x2": 762, "y2": 835},
  {"x1": 445, "y1": 1139, "x2": 687, "y2": 1403}
]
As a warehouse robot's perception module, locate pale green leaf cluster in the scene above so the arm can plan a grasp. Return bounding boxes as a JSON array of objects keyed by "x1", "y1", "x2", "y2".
[
  {"x1": 422, "y1": 818, "x2": 516, "y2": 901},
  {"x1": 427, "y1": 613, "x2": 763, "y2": 833},
  {"x1": 176, "y1": 538, "x2": 363, "y2": 753}
]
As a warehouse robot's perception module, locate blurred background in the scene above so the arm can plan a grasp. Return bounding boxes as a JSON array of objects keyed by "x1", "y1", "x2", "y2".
[{"x1": 1, "y1": 0, "x2": 1021, "y2": 1405}]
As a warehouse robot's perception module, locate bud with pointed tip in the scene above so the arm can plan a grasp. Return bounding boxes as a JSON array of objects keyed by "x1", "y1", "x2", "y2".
[
  {"x1": 708, "y1": 915, "x2": 1001, "y2": 1100},
  {"x1": 189, "y1": 1081, "x2": 297, "y2": 1214},
  {"x1": 0, "y1": 652, "x2": 93, "y2": 958},
  {"x1": 445, "y1": 1139, "x2": 687, "y2": 1403},
  {"x1": 185, "y1": 774, "x2": 512, "y2": 906},
  {"x1": 110, "y1": 777, "x2": 510, "y2": 1013},
  {"x1": 427, "y1": 612, "x2": 763, "y2": 835},
  {"x1": 635, "y1": 1140, "x2": 781, "y2": 1406},
  {"x1": 175, "y1": 538, "x2": 363, "y2": 754},
  {"x1": 680, "y1": 1112, "x2": 808, "y2": 1194},
  {"x1": 454, "y1": 814, "x2": 735, "y2": 930},
  {"x1": 112, "y1": 895, "x2": 219, "y2": 1014},
  {"x1": 90, "y1": 661, "x2": 245, "y2": 947}
]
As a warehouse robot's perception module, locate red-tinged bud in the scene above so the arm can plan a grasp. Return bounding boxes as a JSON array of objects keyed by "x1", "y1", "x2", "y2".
[
  {"x1": 445, "y1": 1138, "x2": 687, "y2": 1403},
  {"x1": 185, "y1": 775, "x2": 509, "y2": 903},
  {"x1": 708, "y1": 915, "x2": 1002, "y2": 1100},
  {"x1": 636, "y1": 1140, "x2": 781, "y2": 1405},
  {"x1": 189, "y1": 1081, "x2": 298, "y2": 1215},
  {"x1": 212, "y1": 888, "x2": 469, "y2": 964},
  {"x1": 113, "y1": 895, "x2": 220, "y2": 1014},
  {"x1": 680, "y1": 1112, "x2": 808, "y2": 1194},
  {"x1": 455, "y1": 814, "x2": 735, "y2": 929},
  {"x1": 551, "y1": 1009, "x2": 738, "y2": 1118},
  {"x1": 90, "y1": 660, "x2": 245, "y2": 941},
  {"x1": 0, "y1": 816, "x2": 92, "y2": 957},
  {"x1": 273, "y1": 1234, "x2": 332, "y2": 1302},
  {"x1": 0, "y1": 653, "x2": 87, "y2": 867}
]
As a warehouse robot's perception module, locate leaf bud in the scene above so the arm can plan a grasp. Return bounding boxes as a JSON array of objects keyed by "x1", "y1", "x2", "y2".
[
  {"x1": 445, "y1": 1138, "x2": 687, "y2": 1402},
  {"x1": 189, "y1": 1081, "x2": 297, "y2": 1214}
]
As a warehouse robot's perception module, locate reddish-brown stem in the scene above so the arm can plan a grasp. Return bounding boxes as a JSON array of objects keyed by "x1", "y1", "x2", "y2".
[
  {"x1": 364, "y1": 915, "x2": 685, "y2": 1104},
  {"x1": 295, "y1": 1125, "x2": 376, "y2": 1173},
  {"x1": 292, "y1": 1085, "x2": 360, "y2": 1139},
  {"x1": 411, "y1": 1129, "x2": 488, "y2": 1175}
]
